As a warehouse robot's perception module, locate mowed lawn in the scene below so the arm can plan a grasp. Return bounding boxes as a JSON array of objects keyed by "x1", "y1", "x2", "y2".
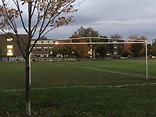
[{"x1": 0, "y1": 60, "x2": 156, "y2": 116}]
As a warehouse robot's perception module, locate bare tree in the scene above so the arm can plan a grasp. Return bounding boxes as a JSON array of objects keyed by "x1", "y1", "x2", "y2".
[
  {"x1": 0, "y1": 0, "x2": 80, "y2": 116},
  {"x1": 110, "y1": 34, "x2": 122, "y2": 39},
  {"x1": 128, "y1": 35, "x2": 138, "y2": 39}
]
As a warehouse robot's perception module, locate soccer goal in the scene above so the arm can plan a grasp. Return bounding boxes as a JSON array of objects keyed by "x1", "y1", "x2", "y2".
[{"x1": 52, "y1": 37, "x2": 148, "y2": 80}]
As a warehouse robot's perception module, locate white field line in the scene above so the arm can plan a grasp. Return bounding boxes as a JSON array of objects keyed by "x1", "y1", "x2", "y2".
[
  {"x1": 98, "y1": 65, "x2": 156, "y2": 72},
  {"x1": 1, "y1": 83, "x2": 156, "y2": 92},
  {"x1": 1, "y1": 66, "x2": 156, "y2": 92},
  {"x1": 74, "y1": 66, "x2": 156, "y2": 78}
]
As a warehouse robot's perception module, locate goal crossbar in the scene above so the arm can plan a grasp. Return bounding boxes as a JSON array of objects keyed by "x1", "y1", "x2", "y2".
[{"x1": 51, "y1": 41, "x2": 146, "y2": 45}]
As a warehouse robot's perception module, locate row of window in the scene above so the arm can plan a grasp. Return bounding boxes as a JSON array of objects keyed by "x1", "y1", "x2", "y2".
[
  {"x1": 6, "y1": 38, "x2": 54, "y2": 56},
  {"x1": 33, "y1": 46, "x2": 53, "y2": 51},
  {"x1": 34, "y1": 46, "x2": 53, "y2": 48},
  {"x1": 32, "y1": 54, "x2": 49, "y2": 57},
  {"x1": 31, "y1": 40, "x2": 56, "y2": 44},
  {"x1": 7, "y1": 44, "x2": 13, "y2": 56},
  {"x1": 7, "y1": 38, "x2": 56, "y2": 44}
]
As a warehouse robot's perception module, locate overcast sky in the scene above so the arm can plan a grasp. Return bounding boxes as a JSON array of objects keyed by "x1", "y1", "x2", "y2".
[{"x1": 46, "y1": 0, "x2": 156, "y2": 42}]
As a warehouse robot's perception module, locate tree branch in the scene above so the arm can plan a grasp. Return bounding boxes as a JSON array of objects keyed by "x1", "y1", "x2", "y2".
[{"x1": 12, "y1": 0, "x2": 28, "y2": 33}]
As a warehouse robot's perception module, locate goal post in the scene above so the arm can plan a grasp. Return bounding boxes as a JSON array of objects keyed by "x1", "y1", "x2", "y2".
[
  {"x1": 51, "y1": 37, "x2": 149, "y2": 80},
  {"x1": 145, "y1": 40, "x2": 148, "y2": 80}
]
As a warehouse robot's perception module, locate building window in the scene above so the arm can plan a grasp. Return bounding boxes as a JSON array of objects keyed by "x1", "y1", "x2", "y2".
[
  {"x1": 37, "y1": 48, "x2": 41, "y2": 51},
  {"x1": 7, "y1": 38, "x2": 13, "y2": 41},
  {"x1": 43, "y1": 47, "x2": 48, "y2": 49},
  {"x1": 37, "y1": 41, "x2": 41, "y2": 44},
  {"x1": 7, "y1": 49, "x2": 13, "y2": 56},
  {"x1": 33, "y1": 47, "x2": 36, "y2": 50},
  {"x1": 36, "y1": 54, "x2": 41, "y2": 57},
  {"x1": 43, "y1": 54, "x2": 48, "y2": 57},
  {"x1": 31, "y1": 41, "x2": 35, "y2": 44},
  {"x1": 36, "y1": 47, "x2": 42, "y2": 51},
  {"x1": 7, "y1": 45, "x2": 13, "y2": 56},
  {"x1": 43, "y1": 47, "x2": 48, "y2": 51},
  {"x1": 7, "y1": 45, "x2": 13, "y2": 49},
  {"x1": 36, "y1": 47, "x2": 42, "y2": 49},
  {"x1": 8, "y1": 49, "x2": 12, "y2": 53},
  {"x1": 7, "y1": 53, "x2": 13, "y2": 56}
]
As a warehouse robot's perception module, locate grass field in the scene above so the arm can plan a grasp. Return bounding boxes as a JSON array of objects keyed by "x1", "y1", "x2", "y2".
[{"x1": 0, "y1": 60, "x2": 156, "y2": 116}]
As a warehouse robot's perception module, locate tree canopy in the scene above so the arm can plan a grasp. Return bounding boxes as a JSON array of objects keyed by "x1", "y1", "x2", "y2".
[
  {"x1": 0, "y1": 0, "x2": 80, "y2": 116},
  {"x1": 110, "y1": 34, "x2": 122, "y2": 39},
  {"x1": 77, "y1": 26, "x2": 99, "y2": 37},
  {"x1": 0, "y1": 0, "x2": 78, "y2": 58},
  {"x1": 152, "y1": 40, "x2": 156, "y2": 56},
  {"x1": 130, "y1": 43, "x2": 144, "y2": 57}
]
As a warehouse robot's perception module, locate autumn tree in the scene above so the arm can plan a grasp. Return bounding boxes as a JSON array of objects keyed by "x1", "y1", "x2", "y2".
[
  {"x1": 152, "y1": 39, "x2": 156, "y2": 56},
  {"x1": 129, "y1": 36, "x2": 146, "y2": 57},
  {"x1": 75, "y1": 27, "x2": 99, "y2": 58},
  {"x1": 0, "y1": 0, "x2": 80, "y2": 116},
  {"x1": 77, "y1": 26, "x2": 99, "y2": 37},
  {"x1": 59, "y1": 45, "x2": 74, "y2": 60},
  {"x1": 95, "y1": 45, "x2": 107, "y2": 58},
  {"x1": 130, "y1": 42, "x2": 144, "y2": 57}
]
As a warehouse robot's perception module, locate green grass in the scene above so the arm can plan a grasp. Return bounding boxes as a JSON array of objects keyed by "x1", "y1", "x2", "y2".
[{"x1": 0, "y1": 60, "x2": 156, "y2": 116}]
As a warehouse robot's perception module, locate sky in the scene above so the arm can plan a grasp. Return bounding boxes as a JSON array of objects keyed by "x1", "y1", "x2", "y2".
[
  {"x1": 1, "y1": 0, "x2": 155, "y2": 42},
  {"x1": 46, "y1": 0, "x2": 156, "y2": 43}
]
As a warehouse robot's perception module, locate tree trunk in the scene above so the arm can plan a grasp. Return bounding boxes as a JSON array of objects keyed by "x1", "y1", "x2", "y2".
[{"x1": 25, "y1": 55, "x2": 31, "y2": 116}]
